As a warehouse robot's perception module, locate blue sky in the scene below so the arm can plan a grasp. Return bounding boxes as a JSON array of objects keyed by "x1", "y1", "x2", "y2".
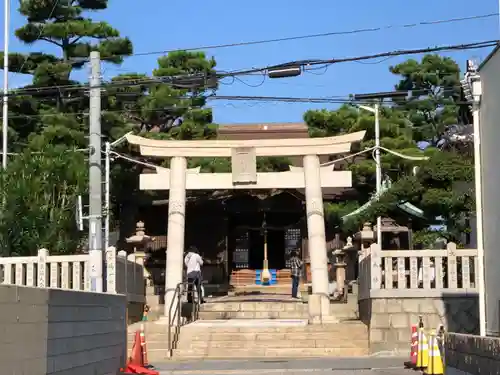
[{"x1": 1, "y1": 0, "x2": 498, "y2": 124}]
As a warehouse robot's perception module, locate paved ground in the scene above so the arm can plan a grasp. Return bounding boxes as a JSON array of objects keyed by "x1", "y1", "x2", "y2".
[{"x1": 155, "y1": 357, "x2": 415, "y2": 375}]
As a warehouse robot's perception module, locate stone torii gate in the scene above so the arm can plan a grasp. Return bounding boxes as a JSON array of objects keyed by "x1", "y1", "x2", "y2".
[{"x1": 125, "y1": 131, "x2": 366, "y2": 323}]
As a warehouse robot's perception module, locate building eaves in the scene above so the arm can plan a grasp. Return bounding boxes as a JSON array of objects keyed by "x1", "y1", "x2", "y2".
[{"x1": 478, "y1": 44, "x2": 500, "y2": 72}]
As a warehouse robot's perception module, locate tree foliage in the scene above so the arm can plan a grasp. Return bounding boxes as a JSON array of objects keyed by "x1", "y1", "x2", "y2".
[
  {"x1": 305, "y1": 55, "x2": 473, "y2": 244},
  {"x1": 1, "y1": 2, "x2": 289, "y2": 253},
  {"x1": 0, "y1": 1, "x2": 475, "y2": 252},
  {"x1": 390, "y1": 55, "x2": 461, "y2": 145},
  {"x1": 0, "y1": 0, "x2": 131, "y2": 254},
  {"x1": 0, "y1": 146, "x2": 87, "y2": 256},
  {"x1": 4, "y1": 0, "x2": 133, "y2": 150}
]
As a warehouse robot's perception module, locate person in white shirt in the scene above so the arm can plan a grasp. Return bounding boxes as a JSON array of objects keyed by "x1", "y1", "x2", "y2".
[{"x1": 184, "y1": 246, "x2": 204, "y2": 304}]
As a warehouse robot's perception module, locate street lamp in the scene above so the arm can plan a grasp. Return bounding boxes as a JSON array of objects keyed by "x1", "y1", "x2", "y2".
[{"x1": 352, "y1": 91, "x2": 408, "y2": 247}]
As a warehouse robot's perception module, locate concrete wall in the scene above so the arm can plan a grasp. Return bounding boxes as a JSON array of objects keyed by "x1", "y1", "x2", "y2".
[
  {"x1": 479, "y1": 46, "x2": 500, "y2": 336},
  {"x1": 444, "y1": 333, "x2": 500, "y2": 375},
  {"x1": 359, "y1": 296, "x2": 479, "y2": 354},
  {"x1": 0, "y1": 285, "x2": 127, "y2": 375}
]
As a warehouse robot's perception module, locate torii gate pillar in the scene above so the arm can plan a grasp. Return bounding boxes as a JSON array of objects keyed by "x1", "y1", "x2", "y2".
[
  {"x1": 303, "y1": 154, "x2": 331, "y2": 322},
  {"x1": 164, "y1": 156, "x2": 187, "y2": 321}
]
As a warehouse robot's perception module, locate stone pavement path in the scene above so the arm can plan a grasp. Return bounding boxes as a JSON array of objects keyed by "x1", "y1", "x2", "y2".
[{"x1": 155, "y1": 357, "x2": 415, "y2": 375}]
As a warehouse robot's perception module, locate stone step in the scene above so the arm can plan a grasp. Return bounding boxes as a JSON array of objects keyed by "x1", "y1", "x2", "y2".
[
  {"x1": 129, "y1": 320, "x2": 366, "y2": 335},
  {"x1": 177, "y1": 338, "x2": 368, "y2": 349},
  {"x1": 170, "y1": 347, "x2": 369, "y2": 358},
  {"x1": 200, "y1": 301, "x2": 308, "y2": 312},
  {"x1": 200, "y1": 304, "x2": 359, "y2": 310},
  {"x1": 180, "y1": 322, "x2": 366, "y2": 334},
  {"x1": 198, "y1": 307, "x2": 358, "y2": 320},
  {"x1": 140, "y1": 327, "x2": 367, "y2": 342},
  {"x1": 129, "y1": 325, "x2": 368, "y2": 349},
  {"x1": 129, "y1": 321, "x2": 366, "y2": 332},
  {"x1": 201, "y1": 300, "x2": 358, "y2": 311},
  {"x1": 129, "y1": 320, "x2": 369, "y2": 360},
  {"x1": 198, "y1": 310, "x2": 303, "y2": 319},
  {"x1": 198, "y1": 310, "x2": 357, "y2": 320},
  {"x1": 133, "y1": 339, "x2": 368, "y2": 353}
]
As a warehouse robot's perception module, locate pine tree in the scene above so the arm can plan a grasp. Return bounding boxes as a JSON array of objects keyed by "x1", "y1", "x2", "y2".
[
  {"x1": 2, "y1": 0, "x2": 132, "y2": 149},
  {"x1": 0, "y1": 0, "x2": 132, "y2": 254}
]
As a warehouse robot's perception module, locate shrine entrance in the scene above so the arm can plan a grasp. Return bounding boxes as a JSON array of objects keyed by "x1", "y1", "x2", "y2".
[
  {"x1": 224, "y1": 194, "x2": 304, "y2": 287},
  {"x1": 124, "y1": 131, "x2": 365, "y2": 322},
  {"x1": 248, "y1": 229, "x2": 286, "y2": 270}
]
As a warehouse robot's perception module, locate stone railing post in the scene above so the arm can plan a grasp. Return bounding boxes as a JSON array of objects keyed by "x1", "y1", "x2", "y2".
[
  {"x1": 118, "y1": 250, "x2": 127, "y2": 296},
  {"x1": 446, "y1": 242, "x2": 458, "y2": 289},
  {"x1": 37, "y1": 248, "x2": 49, "y2": 288},
  {"x1": 370, "y1": 243, "x2": 382, "y2": 291},
  {"x1": 105, "y1": 246, "x2": 117, "y2": 293}
]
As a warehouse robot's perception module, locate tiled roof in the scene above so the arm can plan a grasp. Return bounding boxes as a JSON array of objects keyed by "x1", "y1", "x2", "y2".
[
  {"x1": 218, "y1": 122, "x2": 308, "y2": 132},
  {"x1": 217, "y1": 122, "x2": 309, "y2": 139}
]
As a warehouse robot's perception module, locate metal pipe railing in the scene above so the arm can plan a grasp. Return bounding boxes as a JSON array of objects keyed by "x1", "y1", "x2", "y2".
[{"x1": 166, "y1": 280, "x2": 201, "y2": 356}]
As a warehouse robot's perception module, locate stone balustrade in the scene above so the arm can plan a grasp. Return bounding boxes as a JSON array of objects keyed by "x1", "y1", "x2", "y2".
[
  {"x1": 0, "y1": 247, "x2": 145, "y2": 306},
  {"x1": 357, "y1": 242, "x2": 480, "y2": 355}
]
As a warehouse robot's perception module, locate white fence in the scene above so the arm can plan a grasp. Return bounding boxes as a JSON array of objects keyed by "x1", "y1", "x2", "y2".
[
  {"x1": 0, "y1": 247, "x2": 145, "y2": 303},
  {"x1": 358, "y1": 242, "x2": 479, "y2": 299}
]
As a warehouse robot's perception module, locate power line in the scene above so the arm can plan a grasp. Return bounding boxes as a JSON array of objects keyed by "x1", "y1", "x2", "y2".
[
  {"x1": 1, "y1": 91, "x2": 468, "y2": 120},
  {"x1": 225, "y1": 40, "x2": 499, "y2": 76},
  {"x1": 103, "y1": 13, "x2": 499, "y2": 60},
  {"x1": 0, "y1": 148, "x2": 88, "y2": 157},
  {"x1": 2, "y1": 39, "x2": 496, "y2": 98},
  {"x1": 2, "y1": 73, "x2": 211, "y2": 97},
  {"x1": 0, "y1": 99, "x2": 352, "y2": 120}
]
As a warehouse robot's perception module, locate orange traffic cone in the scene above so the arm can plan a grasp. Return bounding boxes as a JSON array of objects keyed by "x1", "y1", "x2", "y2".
[
  {"x1": 128, "y1": 330, "x2": 144, "y2": 367},
  {"x1": 123, "y1": 363, "x2": 160, "y2": 375},
  {"x1": 404, "y1": 324, "x2": 418, "y2": 368},
  {"x1": 139, "y1": 324, "x2": 150, "y2": 368}
]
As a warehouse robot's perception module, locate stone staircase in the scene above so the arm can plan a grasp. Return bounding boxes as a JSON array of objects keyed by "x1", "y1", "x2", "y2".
[
  {"x1": 198, "y1": 296, "x2": 359, "y2": 320},
  {"x1": 172, "y1": 320, "x2": 368, "y2": 358},
  {"x1": 128, "y1": 294, "x2": 368, "y2": 361}
]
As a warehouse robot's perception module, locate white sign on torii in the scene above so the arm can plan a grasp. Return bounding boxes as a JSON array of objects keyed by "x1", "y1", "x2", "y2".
[{"x1": 125, "y1": 131, "x2": 366, "y2": 323}]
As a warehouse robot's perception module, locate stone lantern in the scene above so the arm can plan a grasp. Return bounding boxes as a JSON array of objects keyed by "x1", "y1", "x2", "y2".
[
  {"x1": 126, "y1": 221, "x2": 153, "y2": 281},
  {"x1": 126, "y1": 221, "x2": 152, "y2": 248},
  {"x1": 332, "y1": 237, "x2": 352, "y2": 299},
  {"x1": 356, "y1": 222, "x2": 375, "y2": 259}
]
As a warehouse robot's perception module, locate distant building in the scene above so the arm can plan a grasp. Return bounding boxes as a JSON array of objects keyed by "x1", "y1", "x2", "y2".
[{"x1": 470, "y1": 46, "x2": 500, "y2": 336}]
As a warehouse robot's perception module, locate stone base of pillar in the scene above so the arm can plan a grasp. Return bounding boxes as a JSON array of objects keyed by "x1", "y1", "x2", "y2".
[
  {"x1": 164, "y1": 290, "x2": 179, "y2": 324},
  {"x1": 145, "y1": 285, "x2": 163, "y2": 320},
  {"x1": 307, "y1": 293, "x2": 339, "y2": 324}
]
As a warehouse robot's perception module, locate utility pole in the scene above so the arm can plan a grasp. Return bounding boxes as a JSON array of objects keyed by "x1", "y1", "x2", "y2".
[
  {"x1": 2, "y1": 0, "x2": 10, "y2": 169},
  {"x1": 374, "y1": 103, "x2": 382, "y2": 247},
  {"x1": 88, "y1": 51, "x2": 103, "y2": 292},
  {"x1": 354, "y1": 91, "x2": 407, "y2": 245}
]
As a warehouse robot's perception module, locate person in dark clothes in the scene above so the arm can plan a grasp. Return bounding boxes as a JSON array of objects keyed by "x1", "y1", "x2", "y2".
[{"x1": 289, "y1": 250, "x2": 303, "y2": 299}]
